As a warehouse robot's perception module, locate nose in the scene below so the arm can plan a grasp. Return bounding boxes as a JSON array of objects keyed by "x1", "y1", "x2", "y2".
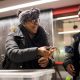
[{"x1": 34, "y1": 21, "x2": 38, "y2": 25}]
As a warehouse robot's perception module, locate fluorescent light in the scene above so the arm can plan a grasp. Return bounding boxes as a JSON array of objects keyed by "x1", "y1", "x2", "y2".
[
  {"x1": 0, "y1": 0, "x2": 58, "y2": 13},
  {"x1": 53, "y1": 15, "x2": 78, "y2": 21},
  {"x1": 58, "y1": 30, "x2": 80, "y2": 34}
]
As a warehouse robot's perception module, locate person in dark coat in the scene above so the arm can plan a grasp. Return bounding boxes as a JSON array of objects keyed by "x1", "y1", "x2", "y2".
[
  {"x1": 3, "y1": 8, "x2": 54, "y2": 69},
  {"x1": 63, "y1": 33, "x2": 80, "y2": 80}
]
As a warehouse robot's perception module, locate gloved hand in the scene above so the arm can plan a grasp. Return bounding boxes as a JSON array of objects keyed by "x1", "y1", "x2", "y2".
[{"x1": 66, "y1": 64, "x2": 75, "y2": 76}]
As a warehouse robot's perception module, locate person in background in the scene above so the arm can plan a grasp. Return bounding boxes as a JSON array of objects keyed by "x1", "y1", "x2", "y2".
[
  {"x1": 63, "y1": 33, "x2": 80, "y2": 80},
  {"x1": 3, "y1": 8, "x2": 54, "y2": 69}
]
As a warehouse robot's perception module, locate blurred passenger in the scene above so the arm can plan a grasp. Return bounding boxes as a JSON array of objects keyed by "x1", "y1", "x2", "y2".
[
  {"x1": 63, "y1": 33, "x2": 80, "y2": 80},
  {"x1": 2, "y1": 8, "x2": 54, "y2": 69}
]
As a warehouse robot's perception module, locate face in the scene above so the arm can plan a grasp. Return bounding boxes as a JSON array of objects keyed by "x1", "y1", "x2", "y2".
[{"x1": 23, "y1": 19, "x2": 39, "y2": 34}]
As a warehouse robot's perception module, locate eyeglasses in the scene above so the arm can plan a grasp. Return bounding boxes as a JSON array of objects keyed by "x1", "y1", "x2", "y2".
[{"x1": 31, "y1": 19, "x2": 40, "y2": 24}]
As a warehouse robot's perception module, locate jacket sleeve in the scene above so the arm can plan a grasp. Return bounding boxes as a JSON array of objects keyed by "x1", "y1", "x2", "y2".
[
  {"x1": 5, "y1": 32, "x2": 38, "y2": 63},
  {"x1": 78, "y1": 43, "x2": 80, "y2": 56},
  {"x1": 63, "y1": 50, "x2": 74, "y2": 71}
]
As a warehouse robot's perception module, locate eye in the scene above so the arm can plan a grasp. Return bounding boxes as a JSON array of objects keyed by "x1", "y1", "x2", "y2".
[{"x1": 32, "y1": 19, "x2": 40, "y2": 24}]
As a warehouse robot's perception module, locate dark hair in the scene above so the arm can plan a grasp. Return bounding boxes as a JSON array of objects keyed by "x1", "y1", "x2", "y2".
[
  {"x1": 65, "y1": 32, "x2": 80, "y2": 54},
  {"x1": 18, "y1": 8, "x2": 40, "y2": 24},
  {"x1": 72, "y1": 32, "x2": 80, "y2": 41}
]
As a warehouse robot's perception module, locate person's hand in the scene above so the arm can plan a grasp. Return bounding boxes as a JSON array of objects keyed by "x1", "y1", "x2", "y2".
[
  {"x1": 38, "y1": 46, "x2": 51, "y2": 58},
  {"x1": 66, "y1": 64, "x2": 75, "y2": 76},
  {"x1": 38, "y1": 57, "x2": 49, "y2": 68},
  {"x1": 49, "y1": 47, "x2": 56, "y2": 54},
  {"x1": 46, "y1": 47, "x2": 56, "y2": 59}
]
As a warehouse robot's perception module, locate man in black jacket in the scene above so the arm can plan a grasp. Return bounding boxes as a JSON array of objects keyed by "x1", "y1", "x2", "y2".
[
  {"x1": 63, "y1": 33, "x2": 80, "y2": 80},
  {"x1": 3, "y1": 8, "x2": 54, "y2": 69}
]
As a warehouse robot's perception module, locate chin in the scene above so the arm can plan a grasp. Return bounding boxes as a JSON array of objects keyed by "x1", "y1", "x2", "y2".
[
  {"x1": 32, "y1": 26, "x2": 38, "y2": 34},
  {"x1": 33, "y1": 31, "x2": 37, "y2": 34}
]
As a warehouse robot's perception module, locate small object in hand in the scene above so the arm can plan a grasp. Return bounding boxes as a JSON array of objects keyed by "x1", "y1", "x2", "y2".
[{"x1": 46, "y1": 46, "x2": 56, "y2": 51}]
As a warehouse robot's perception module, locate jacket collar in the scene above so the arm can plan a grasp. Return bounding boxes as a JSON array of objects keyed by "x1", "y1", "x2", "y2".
[
  {"x1": 14, "y1": 26, "x2": 24, "y2": 38},
  {"x1": 9, "y1": 25, "x2": 24, "y2": 38}
]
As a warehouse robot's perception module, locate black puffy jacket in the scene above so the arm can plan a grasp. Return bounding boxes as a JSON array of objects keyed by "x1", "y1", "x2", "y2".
[
  {"x1": 63, "y1": 33, "x2": 80, "y2": 80},
  {"x1": 3, "y1": 25, "x2": 53, "y2": 69}
]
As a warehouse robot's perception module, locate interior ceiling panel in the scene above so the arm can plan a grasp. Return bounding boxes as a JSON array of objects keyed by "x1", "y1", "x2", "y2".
[
  {"x1": 0, "y1": 0, "x2": 37, "y2": 8},
  {"x1": 0, "y1": 0, "x2": 80, "y2": 18}
]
